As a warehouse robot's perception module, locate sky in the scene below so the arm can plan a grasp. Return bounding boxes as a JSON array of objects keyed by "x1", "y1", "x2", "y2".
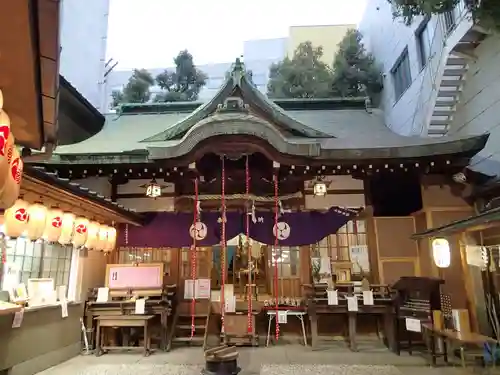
[{"x1": 106, "y1": 0, "x2": 368, "y2": 70}]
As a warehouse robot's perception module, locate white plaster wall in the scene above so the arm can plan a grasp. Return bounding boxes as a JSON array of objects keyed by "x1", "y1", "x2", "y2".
[
  {"x1": 448, "y1": 34, "x2": 500, "y2": 175},
  {"x1": 358, "y1": 0, "x2": 448, "y2": 135}
]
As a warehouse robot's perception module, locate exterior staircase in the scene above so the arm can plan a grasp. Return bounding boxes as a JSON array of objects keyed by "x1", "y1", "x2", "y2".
[
  {"x1": 168, "y1": 300, "x2": 210, "y2": 350},
  {"x1": 428, "y1": 55, "x2": 468, "y2": 137},
  {"x1": 425, "y1": 7, "x2": 490, "y2": 137}
]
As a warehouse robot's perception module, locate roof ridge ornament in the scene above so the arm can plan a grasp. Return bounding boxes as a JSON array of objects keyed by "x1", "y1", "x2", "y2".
[
  {"x1": 216, "y1": 97, "x2": 249, "y2": 113},
  {"x1": 230, "y1": 57, "x2": 246, "y2": 87}
]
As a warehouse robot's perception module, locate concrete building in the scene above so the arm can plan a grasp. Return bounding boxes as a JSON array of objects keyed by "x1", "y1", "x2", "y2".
[
  {"x1": 358, "y1": 0, "x2": 497, "y2": 176},
  {"x1": 287, "y1": 24, "x2": 355, "y2": 64},
  {"x1": 59, "y1": 0, "x2": 110, "y2": 111},
  {"x1": 103, "y1": 24, "x2": 355, "y2": 112}
]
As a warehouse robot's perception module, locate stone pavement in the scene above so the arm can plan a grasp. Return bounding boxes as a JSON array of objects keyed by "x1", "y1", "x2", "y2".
[{"x1": 36, "y1": 345, "x2": 478, "y2": 375}]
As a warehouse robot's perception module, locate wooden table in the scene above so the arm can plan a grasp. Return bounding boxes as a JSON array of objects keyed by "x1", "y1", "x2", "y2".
[
  {"x1": 422, "y1": 323, "x2": 498, "y2": 367},
  {"x1": 86, "y1": 300, "x2": 170, "y2": 350},
  {"x1": 309, "y1": 299, "x2": 395, "y2": 352},
  {"x1": 95, "y1": 315, "x2": 155, "y2": 357}
]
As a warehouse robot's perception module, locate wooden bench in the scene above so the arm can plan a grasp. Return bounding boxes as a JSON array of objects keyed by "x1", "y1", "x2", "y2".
[
  {"x1": 95, "y1": 315, "x2": 155, "y2": 357},
  {"x1": 204, "y1": 345, "x2": 240, "y2": 375},
  {"x1": 422, "y1": 323, "x2": 498, "y2": 368}
]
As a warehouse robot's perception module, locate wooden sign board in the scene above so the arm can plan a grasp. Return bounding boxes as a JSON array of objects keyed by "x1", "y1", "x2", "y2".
[{"x1": 105, "y1": 263, "x2": 164, "y2": 289}]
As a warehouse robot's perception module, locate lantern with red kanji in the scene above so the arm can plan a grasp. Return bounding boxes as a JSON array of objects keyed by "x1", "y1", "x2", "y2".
[
  {"x1": 72, "y1": 217, "x2": 89, "y2": 247},
  {"x1": 3, "y1": 199, "x2": 29, "y2": 237},
  {"x1": 84, "y1": 221, "x2": 100, "y2": 250},
  {"x1": 0, "y1": 110, "x2": 11, "y2": 195},
  {"x1": 96, "y1": 225, "x2": 108, "y2": 251},
  {"x1": 59, "y1": 212, "x2": 76, "y2": 245},
  {"x1": 43, "y1": 208, "x2": 64, "y2": 242},
  {"x1": 26, "y1": 203, "x2": 48, "y2": 241},
  {"x1": 104, "y1": 227, "x2": 117, "y2": 252},
  {"x1": 0, "y1": 142, "x2": 23, "y2": 209}
]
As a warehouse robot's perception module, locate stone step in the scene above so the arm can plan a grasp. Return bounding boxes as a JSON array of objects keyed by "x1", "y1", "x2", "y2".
[
  {"x1": 441, "y1": 79, "x2": 464, "y2": 87},
  {"x1": 447, "y1": 57, "x2": 467, "y2": 66},
  {"x1": 430, "y1": 120, "x2": 450, "y2": 126},
  {"x1": 438, "y1": 90, "x2": 459, "y2": 97},
  {"x1": 434, "y1": 99, "x2": 456, "y2": 107},
  {"x1": 432, "y1": 110, "x2": 453, "y2": 117},
  {"x1": 443, "y1": 68, "x2": 467, "y2": 76}
]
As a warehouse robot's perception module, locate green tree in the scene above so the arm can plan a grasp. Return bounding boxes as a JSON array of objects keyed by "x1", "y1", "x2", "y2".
[
  {"x1": 110, "y1": 69, "x2": 155, "y2": 109},
  {"x1": 331, "y1": 29, "x2": 383, "y2": 100},
  {"x1": 267, "y1": 42, "x2": 334, "y2": 99},
  {"x1": 154, "y1": 50, "x2": 208, "y2": 102},
  {"x1": 388, "y1": 0, "x2": 499, "y2": 31}
]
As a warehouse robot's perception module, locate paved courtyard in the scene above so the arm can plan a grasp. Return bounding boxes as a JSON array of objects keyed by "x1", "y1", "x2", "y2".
[{"x1": 36, "y1": 345, "x2": 481, "y2": 375}]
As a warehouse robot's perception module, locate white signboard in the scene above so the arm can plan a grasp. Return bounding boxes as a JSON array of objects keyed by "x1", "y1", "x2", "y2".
[
  {"x1": 347, "y1": 296, "x2": 358, "y2": 312},
  {"x1": 225, "y1": 295, "x2": 236, "y2": 313},
  {"x1": 196, "y1": 279, "x2": 211, "y2": 299},
  {"x1": 362, "y1": 291, "x2": 374, "y2": 305},
  {"x1": 327, "y1": 290, "x2": 338, "y2": 305},
  {"x1": 134, "y1": 298, "x2": 146, "y2": 314},
  {"x1": 12, "y1": 309, "x2": 24, "y2": 328},
  {"x1": 61, "y1": 300, "x2": 69, "y2": 318},
  {"x1": 405, "y1": 318, "x2": 422, "y2": 332},
  {"x1": 277, "y1": 310, "x2": 288, "y2": 324},
  {"x1": 96, "y1": 287, "x2": 110, "y2": 303},
  {"x1": 350, "y1": 245, "x2": 370, "y2": 273},
  {"x1": 184, "y1": 279, "x2": 211, "y2": 299}
]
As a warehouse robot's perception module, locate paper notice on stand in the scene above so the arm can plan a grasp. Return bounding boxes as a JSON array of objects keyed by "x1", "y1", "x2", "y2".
[
  {"x1": 405, "y1": 318, "x2": 421, "y2": 332},
  {"x1": 96, "y1": 287, "x2": 110, "y2": 303},
  {"x1": 277, "y1": 310, "x2": 288, "y2": 324},
  {"x1": 135, "y1": 298, "x2": 146, "y2": 314},
  {"x1": 12, "y1": 309, "x2": 24, "y2": 328},
  {"x1": 61, "y1": 300, "x2": 68, "y2": 318},
  {"x1": 184, "y1": 280, "x2": 195, "y2": 299},
  {"x1": 362, "y1": 291, "x2": 374, "y2": 305},
  {"x1": 327, "y1": 290, "x2": 338, "y2": 305},
  {"x1": 225, "y1": 295, "x2": 236, "y2": 313},
  {"x1": 196, "y1": 279, "x2": 211, "y2": 299},
  {"x1": 347, "y1": 296, "x2": 358, "y2": 312}
]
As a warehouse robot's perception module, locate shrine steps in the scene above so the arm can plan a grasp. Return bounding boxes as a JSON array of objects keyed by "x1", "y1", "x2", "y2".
[{"x1": 168, "y1": 301, "x2": 210, "y2": 350}]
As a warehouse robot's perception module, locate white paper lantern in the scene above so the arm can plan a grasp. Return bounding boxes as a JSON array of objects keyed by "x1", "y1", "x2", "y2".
[
  {"x1": 42, "y1": 208, "x2": 64, "y2": 242},
  {"x1": 25, "y1": 203, "x2": 48, "y2": 241},
  {"x1": 84, "y1": 221, "x2": 100, "y2": 250},
  {"x1": 0, "y1": 143, "x2": 22, "y2": 209},
  {"x1": 105, "y1": 227, "x2": 117, "y2": 252},
  {"x1": 0, "y1": 88, "x2": 3, "y2": 109},
  {"x1": 0, "y1": 133, "x2": 13, "y2": 197},
  {"x1": 72, "y1": 217, "x2": 89, "y2": 247},
  {"x1": 432, "y1": 238, "x2": 451, "y2": 268},
  {"x1": 3, "y1": 199, "x2": 30, "y2": 237},
  {"x1": 96, "y1": 225, "x2": 108, "y2": 251},
  {"x1": 58, "y1": 212, "x2": 76, "y2": 245}
]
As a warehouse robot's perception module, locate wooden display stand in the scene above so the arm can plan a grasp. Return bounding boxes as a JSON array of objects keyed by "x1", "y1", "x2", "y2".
[{"x1": 222, "y1": 312, "x2": 259, "y2": 347}]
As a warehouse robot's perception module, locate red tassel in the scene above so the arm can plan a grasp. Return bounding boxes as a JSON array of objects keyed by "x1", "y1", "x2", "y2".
[
  {"x1": 190, "y1": 178, "x2": 199, "y2": 338},
  {"x1": 273, "y1": 174, "x2": 280, "y2": 341},
  {"x1": 245, "y1": 155, "x2": 252, "y2": 334},
  {"x1": 220, "y1": 157, "x2": 226, "y2": 335}
]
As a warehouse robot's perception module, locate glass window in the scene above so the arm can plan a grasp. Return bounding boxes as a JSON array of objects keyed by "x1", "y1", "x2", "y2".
[
  {"x1": 391, "y1": 48, "x2": 412, "y2": 100},
  {"x1": 416, "y1": 21, "x2": 432, "y2": 69},
  {"x1": 1, "y1": 237, "x2": 74, "y2": 294},
  {"x1": 269, "y1": 246, "x2": 300, "y2": 277},
  {"x1": 311, "y1": 219, "x2": 368, "y2": 269}
]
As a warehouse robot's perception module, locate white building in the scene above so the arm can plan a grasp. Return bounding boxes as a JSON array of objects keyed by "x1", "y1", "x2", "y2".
[
  {"x1": 59, "y1": 0, "x2": 110, "y2": 111},
  {"x1": 359, "y1": 1, "x2": 498, "y2": 176}
]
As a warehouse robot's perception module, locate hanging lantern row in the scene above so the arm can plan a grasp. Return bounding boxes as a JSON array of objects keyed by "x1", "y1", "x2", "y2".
[
  {"x1": 0, "y1": 89, "x2": 24, "y2": 209},
  {"x1": 2, "y1": 199, "x2": 117, "y2": 252}
]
